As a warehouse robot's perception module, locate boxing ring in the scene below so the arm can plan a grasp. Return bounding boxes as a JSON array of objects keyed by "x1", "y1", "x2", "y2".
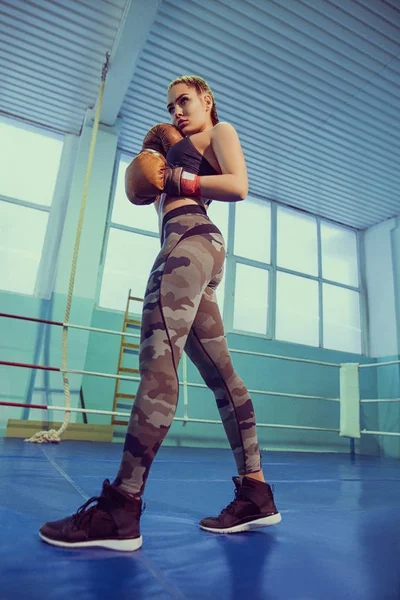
[
  {"x1": 1, "y1": 309, "x2": 399, "y2": 443},
  {"x1": 1, "y1": 308, "x2": 400, "y2": 600}
]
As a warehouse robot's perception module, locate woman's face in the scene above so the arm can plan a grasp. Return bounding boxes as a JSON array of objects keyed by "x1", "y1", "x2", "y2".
[{"x1": 167, "y1": 83, "x2": 212, "y2": 135}]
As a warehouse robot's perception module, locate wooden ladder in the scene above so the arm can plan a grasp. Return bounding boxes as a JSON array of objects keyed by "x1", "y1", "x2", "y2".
[{"x1": 112, "y1": 289, "x2": 142, "y2": 426}]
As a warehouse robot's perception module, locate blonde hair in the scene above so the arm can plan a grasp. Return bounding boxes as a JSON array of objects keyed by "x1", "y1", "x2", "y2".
[{"x1": 168, "y1": 75, "x2": 219, "y2": 125}]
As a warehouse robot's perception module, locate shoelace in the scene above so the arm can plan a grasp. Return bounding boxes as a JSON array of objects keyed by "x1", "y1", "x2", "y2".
[
  {"x1": 70, "y1": 485, "x2": 146, "y2": 531},
  {"x1": 72, "y1": 496, "x2": 104, "y2": 529},
  {"x1": 221, "y1": 488, "x2": 248, "y2": 516},
  {"x1": 221, "y1": 483, "x2": 275, "y2": 517}
]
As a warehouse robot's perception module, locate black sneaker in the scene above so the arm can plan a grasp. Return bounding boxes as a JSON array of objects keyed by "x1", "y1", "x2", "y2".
[
  {"x1": 39, "y1": 479, "x2": 143, "y2": 551},
  {"x1": 199, "y1": 476, "x2": 282, "y2": 534}
]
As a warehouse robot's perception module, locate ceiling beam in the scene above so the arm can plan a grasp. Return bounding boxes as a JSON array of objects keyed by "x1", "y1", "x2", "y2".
[{"x1": 98, "y1": 0, "x2": 160, "y2": 126}]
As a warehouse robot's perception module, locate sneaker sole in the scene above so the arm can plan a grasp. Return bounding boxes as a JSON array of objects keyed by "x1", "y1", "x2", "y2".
[
  {"x1": 39, "y1": 532, "x2": 143, "y2": 552},
  {"x1": 199, "y1": 512, "x2": 282, "y2": 534}
]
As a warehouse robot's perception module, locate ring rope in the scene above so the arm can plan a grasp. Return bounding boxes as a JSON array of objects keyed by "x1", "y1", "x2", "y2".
[{"x1": 25, "y1": 53, "x2": 110, "y2": 443}]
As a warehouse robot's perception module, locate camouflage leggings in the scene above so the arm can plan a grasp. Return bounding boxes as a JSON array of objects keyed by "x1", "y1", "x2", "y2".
[{"x1": 115, "y1": 205, "x2": 261, "y2": 495}]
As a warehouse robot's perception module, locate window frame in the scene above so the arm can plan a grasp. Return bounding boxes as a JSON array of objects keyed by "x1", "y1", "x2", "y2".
[
  {"x1": 230, "y1": 199, "x2": 365, "y2": 354},
  {"x1": 0, "y1": 117, "x2": 65, "y2": 298}
]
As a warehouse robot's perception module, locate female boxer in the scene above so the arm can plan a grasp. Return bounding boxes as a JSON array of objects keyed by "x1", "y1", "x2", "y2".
[{"x1": 39, "y1": 76, "x2": 281, "y2": 551}]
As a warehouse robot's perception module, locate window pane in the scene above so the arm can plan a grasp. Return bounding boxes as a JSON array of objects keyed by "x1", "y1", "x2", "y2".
[
  {"x1": 208, "y1": 201, "x2": 229, "y2": 246},
  {"x1": 0, "y1": 120, "x2": 62, "y2": 206},
  {"x1": 276, "y1": 272, "x2": 319, "y2": 346},
  {"x1": 233, "y1": 264, "x2": 268, "y2": 334},
  {"x1": 99, "y1": 229, "x2": 160, "y2": 311},
  {"x1": 0, "y1": 202, "x2": 48, "y2": 294},
  {"x1": 323, "y1": 284, "x2": 361, "y2": 353},
  {"x1": 321, "y1": 222, "x2": 358, "y2": 286},
  {"x1": 277, "y1": 206, "x2": 318, "y2": 275},
  {"x1": 234, "y1": 198, "x2": 270, "y2": 263},
  {"x1": 112, "y1": 154, "x2": 159, "y2": 233}
]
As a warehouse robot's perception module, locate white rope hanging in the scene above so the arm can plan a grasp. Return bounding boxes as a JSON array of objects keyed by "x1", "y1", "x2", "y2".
[{"x1": 25, "y1": 53, "x2": 111, "y2": 443}]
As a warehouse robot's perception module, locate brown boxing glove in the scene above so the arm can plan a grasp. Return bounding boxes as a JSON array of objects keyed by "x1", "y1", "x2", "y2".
[
  {"x1": 125, "y1": 123, "x2": 184, "y2": 205},
  {"x1": 141, "y1": 123, "x2": 183, "y2": 154}
]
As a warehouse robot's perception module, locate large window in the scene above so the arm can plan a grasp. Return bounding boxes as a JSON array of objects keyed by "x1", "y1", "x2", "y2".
[
  {"x1": 232, "y1": 200, "x2": 362, "y2": 353},
  {"x1": 0, "y1": 119, "x2": 63, "y2": 295},
  {"x1": 101, "y1": 157, "x2": 363, "y2": 353}
]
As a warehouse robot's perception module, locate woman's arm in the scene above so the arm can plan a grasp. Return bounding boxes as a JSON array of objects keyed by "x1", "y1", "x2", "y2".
[{"x1": 198, "y1": 122, "x2": 248, "y2": 202}]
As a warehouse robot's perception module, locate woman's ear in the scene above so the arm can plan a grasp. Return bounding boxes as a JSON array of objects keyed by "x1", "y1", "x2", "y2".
[{"x1": 204, "y1": 93, "x2": 212, "y2": 111}]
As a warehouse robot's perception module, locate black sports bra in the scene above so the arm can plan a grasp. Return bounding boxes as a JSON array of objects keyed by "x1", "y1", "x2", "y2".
[{"x1": 165, "y1": 137, "x2": 218, "y2": 206}]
